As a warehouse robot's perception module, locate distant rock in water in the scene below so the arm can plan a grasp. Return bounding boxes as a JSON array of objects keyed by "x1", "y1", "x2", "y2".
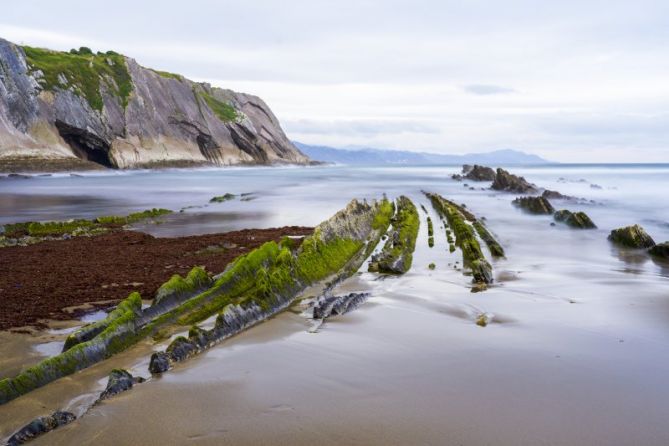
[
  {"x1": 0, "y1": 37, "x2": 308, "y2": 171},
  {"x1": 554, "y1": 210, "x2": 596, "y2": 229},
  {"x1": 512, "y1": 196, "x2": 555, "y2": 215},
  {"x1": 649, "y1": 242, "x2": 669, "y2": 259},
  {"x1": 6, "y1": 410, "x2": 75, "y2": 445},
  {"x1": 542, "y1": 189, "x2": 572, "y2": 200},
  {"x1": 463, "y1": 164, "x2": 496, "y2": 181},
  {"x1": 492, "y1": 168, "x2": 538, "y2": 193},
  {"x1": 608, "y1": 225, "x2": 656, "y2": 248}
]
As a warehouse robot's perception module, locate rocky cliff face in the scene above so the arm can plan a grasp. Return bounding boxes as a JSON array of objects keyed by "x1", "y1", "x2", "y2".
[{"x1": 0, "y1": 38, "x2": 308, "y2": 169}]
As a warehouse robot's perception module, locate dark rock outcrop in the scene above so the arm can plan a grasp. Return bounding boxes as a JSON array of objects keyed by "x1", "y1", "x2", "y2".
[
  {"x1": 312, "y1": 292, "x2": 370, "y2": 320},
  {"x1": 608, "y1": 225, "x2": 656, "y2": 248},
  {"x1": 649, "y1": 242, "x2": 669, "y2": 259},
  {"x1": 5, "y1": 410, "x2": 75, "y2": 446},
  {"x1": 553, "y1": 210, "x2": 597, "y2": 229},
  {"x1": 464, "y1": 164, "x2": 496, "y2": 181},
  {"x1": 97, "y1": 369, "x2": 144, "y2": 402},
  {"x1": 492, "y1": 168, "x2": 538, "y2": 193},
  {"x1": 512, "y1": 196, "x2": 555, "y2": 215},
  {"x1": 0, "y1": 37, "x2": 308, "y2": 170}
]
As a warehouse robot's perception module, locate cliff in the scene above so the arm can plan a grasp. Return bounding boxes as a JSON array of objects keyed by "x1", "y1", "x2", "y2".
[{"x1": 0, "y1": 39, "x2": 309, "y2": 170}]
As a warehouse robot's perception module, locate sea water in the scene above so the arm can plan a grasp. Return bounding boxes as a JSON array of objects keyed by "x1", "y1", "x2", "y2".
[{"x1": 1, "y1": 164, "x2": 668, "y2": 445}]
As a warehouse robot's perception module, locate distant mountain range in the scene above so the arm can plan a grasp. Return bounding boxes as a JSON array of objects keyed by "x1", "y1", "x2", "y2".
[{"x1": 294, "y1": 142, "x2": 551, "y2": 165}]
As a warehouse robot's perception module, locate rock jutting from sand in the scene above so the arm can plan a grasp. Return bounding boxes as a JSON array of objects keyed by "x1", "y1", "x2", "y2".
[
  {"x1": 5, "y1": 410, "x2": 75, "y2": 446},
  {"x1": 0, "y1": 198, "x2": 393, "y2": 404},
  {"x1": 368, "y1": 196, "x2": 420, "y2": 274},
  {"x1": 425, "y1": 192, "x2": 500, "y2": 287}
]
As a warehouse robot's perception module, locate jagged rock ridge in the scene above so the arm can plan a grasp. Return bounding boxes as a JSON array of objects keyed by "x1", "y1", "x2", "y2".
[{"x1": 0, "y1": 39, "x2": 309, "y2": 169}]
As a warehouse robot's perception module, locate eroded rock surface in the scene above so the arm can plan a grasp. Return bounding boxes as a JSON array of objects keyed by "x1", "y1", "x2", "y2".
[
  {"x1": 97, "y1": 369, "x2": 144, "y2": 402},
  {"x1": 312, "y1": 292, "x2": 370, "y2": 320},
  {"x1": 5, "y1": 410, "x2": 75, "y2": 446}
]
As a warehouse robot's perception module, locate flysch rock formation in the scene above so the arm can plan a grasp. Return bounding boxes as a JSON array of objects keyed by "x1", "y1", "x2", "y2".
[{"x1": 0, "y1": 38, "x2": 309, "y2": 170}]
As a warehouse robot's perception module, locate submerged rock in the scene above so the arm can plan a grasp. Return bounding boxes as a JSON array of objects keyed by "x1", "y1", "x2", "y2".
[
  {"x1": 463, "y1": 165, "x2": 496, "y2": 181},
  {"x1": 6, "y1": 410, "x2": 75, "y2": 446},
  {"x1": 97, "y1": 369, "x2": 144, "y2": 402},
  {"x1": 608, "y1": 225, "x2": 656, "y2": 249},
  {"x1": 553, "y1": 210, "x2": 597, "y2": 229},
  {"x1": 491, "y1": 168, "x2": 538, "y2": 193},
  {"x1": 648, "y1": 242, "x2": 669, "y2": 259},
  {"x1": 512, "y1": 196, "x2": 555, "y2": 215},
  {"x1": 209, "y1": 193, "x2": 236, "y2": 203}
]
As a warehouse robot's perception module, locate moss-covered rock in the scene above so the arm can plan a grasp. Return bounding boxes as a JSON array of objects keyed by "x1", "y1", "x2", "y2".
[
  {"x1": 152, "y1": 266, "x2": 212, "y2": 308},
  {"x1": 2, "y1": 208, "x2": 172, "y2": 244},
  {"x1": 367, "y1": 196, "x2": 419, "y2": 274},
  {"x1": 553, "y1": 210, "x2": 596, "y2": 229},
  {"x1": 608, "y1": 225, "x2": 656, "y2": 249},
  {"x1": 426, "y1": 193, "x2": 493, "y2": 285},
  {"x1": 1, "y1": 198, "x2": 394, "y2": 402},
  {"x1": 649, "y1": 242, "x2": 669, "y2": 259},
  {"x1": 512, "y1": 196, "x2": 555, "y2": 215}
]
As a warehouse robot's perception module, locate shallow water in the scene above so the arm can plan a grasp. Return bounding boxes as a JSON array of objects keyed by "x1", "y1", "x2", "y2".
[{"x1": 1, "y1": 164, "x2": 669, "y2": 445}]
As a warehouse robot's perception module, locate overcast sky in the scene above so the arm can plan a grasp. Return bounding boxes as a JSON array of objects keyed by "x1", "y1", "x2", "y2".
[{"x1": 2, "y1": 0, "x2": 668, "y2": 162}]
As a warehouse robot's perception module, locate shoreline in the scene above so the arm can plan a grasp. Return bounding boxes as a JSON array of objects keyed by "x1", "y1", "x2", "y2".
[{"x1": 0, "y1": 156, "x2": 324, "y2": 174}]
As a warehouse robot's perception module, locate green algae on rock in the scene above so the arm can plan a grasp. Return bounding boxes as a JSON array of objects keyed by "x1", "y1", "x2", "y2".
[
  {"x1": 152, "y1": 267, "x2": 212, "y2": 308},
  {"x1": 0, "y1": 199, "x2": 393, "y2": 404},
  {"x1": 2, "y1": 208, "x2": 172, "y2": 243},
  {"x1": 149, "y1": 198, "x2": 393, "y2": 373},
  {"x1": 553, "y1": 210, "x2": 597, "y2": 229},
  {"x1": 512, "y1": 196, "x2": 555, "y2": 215},
  {"x1": 608, "y1": 225, "x2": 656, "y2": 249},
  {"x1": 368, "y1": 196, "x2": 420, "y2": 274},
  {"x1": 426, "y1": 192, "x2": 494, "y2": 285}
]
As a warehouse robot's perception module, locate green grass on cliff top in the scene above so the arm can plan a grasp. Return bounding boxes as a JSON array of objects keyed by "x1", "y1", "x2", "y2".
[{"x1": 22, "y1": 46, "x2": 133, "y2": 111}]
